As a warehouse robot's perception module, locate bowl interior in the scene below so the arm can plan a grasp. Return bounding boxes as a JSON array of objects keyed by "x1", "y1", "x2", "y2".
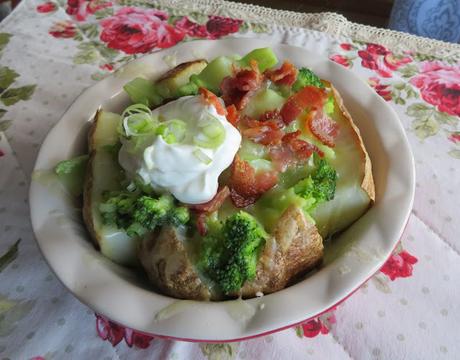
[{"x1": 29, "y1": 39, "x2": 414, "y2": 341}]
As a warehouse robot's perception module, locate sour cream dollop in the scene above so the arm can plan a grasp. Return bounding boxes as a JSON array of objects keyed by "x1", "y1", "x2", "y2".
[{"x1": 118, "y1": 95, "x2": 241, "y2": 204}]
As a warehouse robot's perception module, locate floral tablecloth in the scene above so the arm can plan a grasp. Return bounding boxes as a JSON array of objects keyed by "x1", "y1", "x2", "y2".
[{"x1": 0, "y1": 0, "x2": 459, "y2": 359}]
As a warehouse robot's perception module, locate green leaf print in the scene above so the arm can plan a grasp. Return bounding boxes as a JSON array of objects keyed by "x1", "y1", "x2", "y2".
[
  {"x1": 371, "y1": 273, "x2": 391, "y2": 293},
  {"x1": 200, "y1": 343, "x2": 239, "y2": 360},
  {"x1": 398, "y1": 64, "x2": 418, "y2": 78},
  {"x1": 0, "y1": 85, "x2": 36, "y2": 106},
  {"x1": 79, "y1": 23, "x2": 99, "y2": 39},
  {"x1": 0, "y1": 67, "x2": 19, "y2": 92},
  {"x1": 94, "y1": 7, "x2": 114, "y2": 20},
  {"x1": 412, "y1": 117, "x2": 440, "y2": 139},
  {"x1": 0, "y1": 294, "x2": 36, "y2": 337},
  {"x1": 0, "y1": 33, "x2": 11, "y2": 53},
  {"x1": 406, "y1": 103, "x2": 457, "y2": 140},
  {"x1": 448, "y1": 149, "x2": 460, "y2": 159},
  {"x1": 0, "y1": 239, "x2": 20, "y2": 273},
  {"x1": 250, "y1": 22, "x2": 270, "y2": 33}
]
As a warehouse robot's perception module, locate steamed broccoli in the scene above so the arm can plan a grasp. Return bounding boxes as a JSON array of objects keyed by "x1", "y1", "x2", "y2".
[
  {"x1": 293, "y1": 157, "x2": 337, "y2": 212},
  {"x1": 292, "y1": 68, "x2": 324, "y2": 91},
  {"x1": 99, "y1": 191, "x2": 190, "y2": 237},
  {"x1": 198, "y1": 211, "x2": 267, "y2": 294}
]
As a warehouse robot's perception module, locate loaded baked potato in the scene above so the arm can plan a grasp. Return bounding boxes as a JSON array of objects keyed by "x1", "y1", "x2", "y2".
[{"x1": 56, "y1": 48, "x2": 374, "y2": 300}]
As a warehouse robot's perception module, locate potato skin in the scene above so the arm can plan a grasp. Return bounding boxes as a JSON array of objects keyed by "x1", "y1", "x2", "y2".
[
  {"x1": 138, "y1": 206, "x2": 323, "y2": 300},
  {"x1": 138, "y1": 226, "x2": 212, "y2": 300}
]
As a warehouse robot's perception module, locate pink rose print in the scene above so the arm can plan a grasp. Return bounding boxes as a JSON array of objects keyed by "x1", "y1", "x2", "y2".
[
  {"x1": 66, "y1": 0, "x2": 112, "y2": 22},
  {"x1": 100, "y1": 7, "x2": 185, "y2": 54},
  {"x1": 96, "y1": 314, "x2": 125, "y2": 346},
  {"x1": 95, "y1": 314, "x2": 154, "y2": 349},
  {"x1": 175, "y1": 15, "x2": 243, "y2": 39},
  {"x1": 206, "y1": 16, "x2": 243, "y2": 39},
  {"x1": 380, "y1": 250, "x2": 418, "y2": 281},
  {"x1": 49, "y1": 21, "x2": 77, "y2": 38},
  {"x1": 330, "y1": 54, "x2": 352, "y2": 68},
  {"x1": 124, "y1": 328, "x2": 154, "y2": 349},
  {"x1": 368, "y1": 77, "x2": 392, "y2": 101},
  {"x1": 99, "y1": 63, "x2": 114, "y2": 71},
  {"x1": 448, "y1": 132, "x2": 460, "y2": 144},
  {"x1": 299, "y1": 309, "x2": 336, "y2": 338},
  {"x1": 175, "y1": 17, "x2": 208, "y2": 38},
  {"x1": 30, "y1": 357, "x2": 46, "y2": 360},
  {"x1": 302, "y1": 319, "x2": 329, "y2": 338},
  {"x1": 358, "y1": 43, "x2": 412, "y2": 78},
  {"x1": 36, "y1": 1, "x2": 57, "y2": 13},
  {"x1": 410, "y1": 61, "x2": 460, "y2": 116},
  {"x1": 340, "y1": 43, "x2": 353, "y2": 51},
  {"x1": 0, "y1": 149, "x2": 4, "y2": 157}
]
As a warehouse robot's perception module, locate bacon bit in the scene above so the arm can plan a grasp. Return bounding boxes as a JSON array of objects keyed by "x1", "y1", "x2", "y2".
[
  {"x1": 307, "y1": 113, "x2": 339, "y2": 147},
  {"x1": 229, "y1": 155, "x2": 278, "y2": 207},
  {"x1": 230, "y1": 189, "x2": 257, "y2": 208},
  {"x1": 189, "y1": 186, "x2": 230, "y2": 213},
  {"x1": 196, "y1": 212, "x2": 208, "y2": 236},
  {"x1": 242, "y1": 126, "x2": 284, "y2": 146},
  {"x1": 241, "y1": 114, "x2": 284, "y2": 146},
  {"x1": 270, "y1": 131, "x2": 324, "y2": 171},
  {"x1": 265, "y1": 61, "x2": 298, "y2": 86},
  {"x1": 199, "y1": 87, "x2": 227, "y2": 116},
  {"x1": 282, "y1": 130, "x2": 324, "y2": 159},
  {"x1": 220, "y1": 62, "x2": 263, "y2": 110},
  {"x1": 280, "y1": 86, "x2": 327, "y2": 124},
  {"x1": 226, "y1": 104, "x2": 240, "y2": 126},
  {"x1": 259, "y1": 109, "x2": 283, "y2": 124}
]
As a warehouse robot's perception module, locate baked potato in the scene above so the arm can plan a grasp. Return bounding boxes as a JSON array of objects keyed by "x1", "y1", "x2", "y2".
[{"x1": 77, "y1": 51, "x2": 375, "y2": 301}]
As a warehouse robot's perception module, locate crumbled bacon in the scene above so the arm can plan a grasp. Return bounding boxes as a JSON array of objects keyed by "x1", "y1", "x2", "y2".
[
  {"x1": 280, "y1": 86, "x2": 327, "y2": 124},
  {"x1": 259, "y1": 109, "x2": 284, "y2": 125},
  {"x1": 307, "y1": 112, "x2": 339, "y2": 147},
  {"x1": 241, "y1": 114, "x2": 284, "y2": 146},
  {"x1": 270, "y1": 130, "x2": 324, "y2": 171},
  {"x1": 189, "y1": 186, "x2": 230, "y2": 236},
  {"x1": 242, "y1": 126, "x2": 284, "y2": 146},
  {"x1": 196, "y1": 212, "x2": 208, "y2": 236},
  {"x1": 229, "y1": 155, "x2": 278, "y2": 207},
  {"x1": 189, "y1": 186, "x2": 230, "y2": 213},
  {"x1": 199, "y1": 87, "x2": 227, "y2": 116},
  {"x1": 220, "y1": 60, "x2": 263, "y2": 110},
  {"x1": 226, "y1": 104, "x2": 240, "y2": 126},
  {"x1": 264, "y1": 61, "x2": 298, "y2": 86}
]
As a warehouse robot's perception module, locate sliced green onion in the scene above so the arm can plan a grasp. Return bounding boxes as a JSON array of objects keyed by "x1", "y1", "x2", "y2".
[
  {"x1": 193, "y1": 148, "x2": 212, "y2": 165},
  {"x1": 121, "y1": 104, "x2": 158, "y2": 137},
  {"x1": 156, "y1": 119, "x2": 187, "y2": 144},
  {"x1": 194, "y1": 115, "x2": 226, "y2": 149},
  {"x1": 126, "y1": 181, "x2": 137, "y2": 192}
]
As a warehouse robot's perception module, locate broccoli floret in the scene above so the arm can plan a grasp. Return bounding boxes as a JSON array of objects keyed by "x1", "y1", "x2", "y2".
[
  {"x1": 168, "y1": 206, "x2": 191, "y2": 227},
  {"x1": 293, "y1": 157, "x2": 337, "y2": 212},
  {"x1": 99, "y1": 191, "x2": 189, "y2": 237},
  {"x1": 132, "y1": 195, "x2": 174, "y2": 229},
  {"x1": 198, "y1": 211, "x2": 267, "y2": 294},
  {"x1": 292, "y1": 68, "x2": 324, "y2": 91}
]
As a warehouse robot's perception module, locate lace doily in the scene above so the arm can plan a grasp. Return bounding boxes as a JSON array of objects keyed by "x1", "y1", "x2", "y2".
[{"x1": 151, "y1": 0, "x2": 460, "y2": 58}]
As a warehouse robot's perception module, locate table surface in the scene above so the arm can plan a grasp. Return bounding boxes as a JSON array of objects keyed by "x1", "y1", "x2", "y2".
[{"x1": 0, "y1": 0, "x2": 459, "y2": 359}]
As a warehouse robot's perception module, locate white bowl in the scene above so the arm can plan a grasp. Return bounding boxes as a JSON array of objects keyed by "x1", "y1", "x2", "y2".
[{"x1": 29, "y1": 39, "x2": 415, "y2": 342}]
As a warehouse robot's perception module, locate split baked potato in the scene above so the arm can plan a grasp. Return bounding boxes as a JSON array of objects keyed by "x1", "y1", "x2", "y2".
[{"x1": 81, "y1": 56, "x2": 375, "y2": 301}]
